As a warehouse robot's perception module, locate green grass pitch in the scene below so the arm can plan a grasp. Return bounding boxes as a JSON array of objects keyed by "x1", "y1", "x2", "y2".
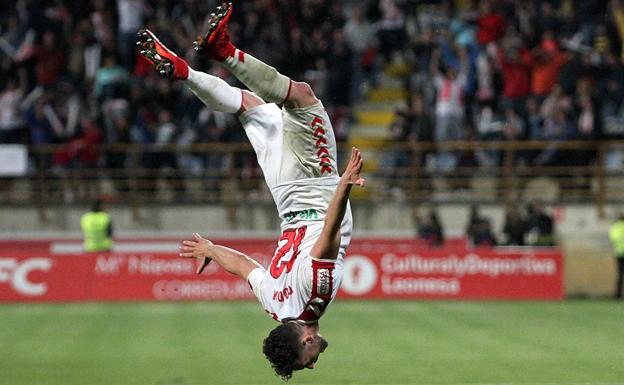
[{"x1": 1, "y1": 300, "x2": 623, "y2": 385}]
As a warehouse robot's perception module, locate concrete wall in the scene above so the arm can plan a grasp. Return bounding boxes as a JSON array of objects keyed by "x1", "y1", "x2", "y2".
[{"x1": 0, "y1": 202, "x2": 620, "y2": 297}]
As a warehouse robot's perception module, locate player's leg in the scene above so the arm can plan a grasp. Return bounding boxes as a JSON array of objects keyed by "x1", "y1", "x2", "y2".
[
  {"x1": 186, "y1": 68, "x2": 243, "y2": 113},
  {"x1": 136, "y1": 29, "x2": 264, "y2": 113},
  {"x1": 137, "y1": 28, "x2": 285, "y2": 194},
  {"x1": 194, "y1": 2, "x2": 317, "y2": 109}
]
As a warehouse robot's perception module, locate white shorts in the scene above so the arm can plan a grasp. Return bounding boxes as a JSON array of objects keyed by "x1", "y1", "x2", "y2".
[
  {"x1": 237, "y1": 99, "x2": 353, "y2": 260},
  {"x1": 237, "y1": 100, "x2": 340, "y2": 190}
]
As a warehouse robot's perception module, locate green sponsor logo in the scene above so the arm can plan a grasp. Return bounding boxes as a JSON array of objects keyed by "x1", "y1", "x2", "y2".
[{"x1": 284, "y1": 208, "x2": 319, "y2": 222}]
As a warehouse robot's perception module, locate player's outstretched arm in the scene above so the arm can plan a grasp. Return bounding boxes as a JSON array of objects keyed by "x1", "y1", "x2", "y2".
[
  {"x1": 179, "y1": 233, "x2": 263, "y2": 279},
  {"x1": 310, "y1": 147, "x2": 365, "y2": 260}
]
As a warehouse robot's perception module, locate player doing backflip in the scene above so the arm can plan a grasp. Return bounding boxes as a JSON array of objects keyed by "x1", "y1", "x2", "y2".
[{"x1": 136, "y1": 2, "x2": 364, "y2": 380}]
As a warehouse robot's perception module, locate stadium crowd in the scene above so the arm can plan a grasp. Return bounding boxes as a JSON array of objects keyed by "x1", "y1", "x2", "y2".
[
  {"x1": 0, "y1": 0, "x2": 362, "y2": 185},
  {"x1": 385, "y1": 0, "x2": 624, "y2": 175},
  {"x1": 1, "y1": 0, "x2": 624, "y2": 192}
]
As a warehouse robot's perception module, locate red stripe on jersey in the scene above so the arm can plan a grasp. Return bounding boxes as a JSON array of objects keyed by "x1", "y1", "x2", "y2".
[
  {"x1": 311, "y1": 116, "x2": 323, "y2": 128},
  {"x1": 317, "y1": 147, "x2": 329, "y2": 157},
  {"x1": 312, "y1": 260, "x2": 335, "y2": 270},
  {"x1": 265, "y1": 309, "x2": 279, "y2": 321},
  {"x1": 297, "y1": 259, "x2": 335, "y2": 323}
]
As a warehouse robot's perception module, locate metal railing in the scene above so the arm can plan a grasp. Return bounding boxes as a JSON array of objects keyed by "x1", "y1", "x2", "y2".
[{"x1": 3, "y1": 140, "x2": 624, "y2": 220}]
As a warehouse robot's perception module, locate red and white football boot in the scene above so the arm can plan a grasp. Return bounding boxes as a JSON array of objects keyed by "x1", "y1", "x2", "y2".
[
  {"x1": 136, "y1": 29, "x2": 189, "y2": 80},
  {"x1": 193, "y1": 2, "x2": 236, "y2": 62}
]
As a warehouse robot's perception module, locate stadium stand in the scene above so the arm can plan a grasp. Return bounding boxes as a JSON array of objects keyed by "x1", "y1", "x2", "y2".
[{"x1": 1, "y1": 0, "x2": 624, "y2": 216}]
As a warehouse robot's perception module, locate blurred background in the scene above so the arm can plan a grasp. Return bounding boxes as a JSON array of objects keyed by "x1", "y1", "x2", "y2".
[
  {"x1": 1, "y1": 0, "x2": 624, "y2": 384},
  {"x1": 2, "y1": 0, "x2": 624, "y2": 294}
]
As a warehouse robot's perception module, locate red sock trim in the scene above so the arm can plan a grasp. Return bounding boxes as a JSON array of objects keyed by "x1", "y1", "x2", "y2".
[
  {"x1": 280, "y1": 79, "x2": 293, "y2": 105},
  {"x1": 176, "y1": 58, "x2": 189, "y2": 80},
  {"x1": 222, "y1": 42, "x2": 236, "y2": 61},
  {"x1": 238, "y1": 89, "x2": 245, "y2": 113}
]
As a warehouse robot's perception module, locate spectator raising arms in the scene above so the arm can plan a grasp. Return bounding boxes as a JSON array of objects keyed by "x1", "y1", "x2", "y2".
[{"x1": 1, "y1": 0, "x2": 624, "y2": 209}]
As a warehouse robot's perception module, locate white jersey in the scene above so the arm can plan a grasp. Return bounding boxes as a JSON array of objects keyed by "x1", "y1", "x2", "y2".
[{"x1": 238, "y1": 101, "x2": 352, "y2": 323}]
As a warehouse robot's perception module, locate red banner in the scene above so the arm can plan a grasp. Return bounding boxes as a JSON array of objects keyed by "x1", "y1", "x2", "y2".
[{"x1": 0, "y1": 239, "x2": 563, "y2": 301}]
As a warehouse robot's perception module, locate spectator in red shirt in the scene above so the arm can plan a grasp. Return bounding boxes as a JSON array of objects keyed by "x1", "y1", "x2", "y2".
[
  {"x1": 35, "y1": 31, "x2": 66, "y2": 87},
  {"x1": 527, "y1": 31, "x2": 569, "y2": 97},
  {"x1": 497, "y1": 45, "x2": 531, "y2": 108},
  {"x1": 477, "y1": 0, "x2": 506, "y2": 45}
]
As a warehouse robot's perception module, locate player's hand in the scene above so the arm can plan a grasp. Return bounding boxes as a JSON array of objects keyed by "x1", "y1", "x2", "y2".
[
  {"x1": 341, "y1": 147, "x2": 365, "y2": 187},
  {"x1": 179, "y1": 233, "x2": 214, "y2": 274}
]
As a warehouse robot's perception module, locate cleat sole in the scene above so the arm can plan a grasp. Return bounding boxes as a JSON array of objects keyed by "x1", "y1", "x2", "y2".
[
  {"x1": 193, "y1": 2, "x2": 232, "y2": 53},
  {"x1": 135, "y1": 29, "x2": 176, "y2": 78}
]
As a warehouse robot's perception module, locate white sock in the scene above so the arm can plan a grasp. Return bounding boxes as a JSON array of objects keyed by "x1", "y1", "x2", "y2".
[
  {"x1": 185, "y1": 68, "x2": 242, "y2": 114},
  {"x1": 223, "y1": 49, "x2": 291, "y2": 104}
]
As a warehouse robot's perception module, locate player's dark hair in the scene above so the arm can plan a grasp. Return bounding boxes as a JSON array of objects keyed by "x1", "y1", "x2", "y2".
[{"x1": 262, "y1": 323, "x2": 302, "y2": 381}]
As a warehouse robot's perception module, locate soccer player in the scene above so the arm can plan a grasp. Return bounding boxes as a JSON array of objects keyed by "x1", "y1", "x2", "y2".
[{"x1": 136, "y1": 2, "x2": 363, "y2": 380}]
